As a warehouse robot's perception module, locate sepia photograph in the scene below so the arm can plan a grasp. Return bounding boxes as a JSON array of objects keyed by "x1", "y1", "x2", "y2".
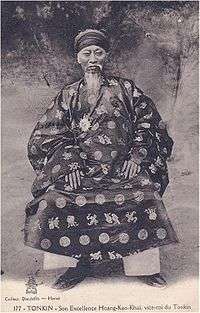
[{"x1": 1, "y1": 1, "x2": 199, "y2": 312}]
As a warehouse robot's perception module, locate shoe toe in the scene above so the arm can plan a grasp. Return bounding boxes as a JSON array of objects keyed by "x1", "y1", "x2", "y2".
[
  {"x1": 146, "y1": 274, "x2": 167, "y2": 289},
  {"x1": 52, "y1": 278, "x2": 77, "y2": 291},
  {"x1": 52, "y1": 273, "x2": 86, "y2": 291}
]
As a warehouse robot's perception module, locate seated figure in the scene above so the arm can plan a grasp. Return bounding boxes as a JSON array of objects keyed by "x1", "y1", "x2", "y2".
[{"x1": 24, "y1": 29, "x2": 178, "y2": 290}]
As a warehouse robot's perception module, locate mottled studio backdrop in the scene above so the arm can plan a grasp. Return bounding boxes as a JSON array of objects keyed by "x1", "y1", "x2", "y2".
[{"x1": 1, "y1": 0, "x2": 199, "y2": 309}]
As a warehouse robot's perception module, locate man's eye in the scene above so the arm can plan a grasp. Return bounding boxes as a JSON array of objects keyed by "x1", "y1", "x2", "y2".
[
  {"x1": 95, "y1": 51, "x2": 103, "y2": 56},
  {"x1": 83, "y1": 52, "x2": 90, "y2": 56}
]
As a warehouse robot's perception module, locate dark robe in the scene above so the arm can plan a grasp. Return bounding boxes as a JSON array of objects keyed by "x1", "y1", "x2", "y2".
[{"x1": 24, "y1": 76, "x2": 178, "y2": 263}]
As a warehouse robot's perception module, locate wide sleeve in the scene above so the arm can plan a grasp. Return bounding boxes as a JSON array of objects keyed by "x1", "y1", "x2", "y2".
[
  {"x1": 128, "y1": 85, "x2": 174, "y2": 195},
  {"x1": 27, "y1": 87, "x2": 84, "y2": 197}
]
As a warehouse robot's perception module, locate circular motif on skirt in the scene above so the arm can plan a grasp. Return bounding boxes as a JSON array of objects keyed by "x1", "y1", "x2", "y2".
[
  {"x1": 154, "y1": 183, "x2": 161, "y2": 191},
  {"x1": 154, "y1": 191, "x2": 161, "y2": 200},
  {"x1": 79, "y1": 235, "x2": 90, "y2": 246},
  {"x1": 38, "y1": 199, "x2": 48, "y2": 210},
  {"x1": 149, "y1": 212, "x2": 157, "y2": 220},
  {"x1": 80, "y1": 152, "x2": 87, "y2": 159},
  {"x1": 94, "y1": 150, "x2": 103, "y2": 160},
  {"x1": 95, "y1": 194, "x2": 106, "y2": 205},
  {"x1": 138, "y1": 229, "x2": 148, "y2": 240},
  {"x1": 59, "y1": 236, "x2": 71, "y2": 247},
  {"x1": 114, "y1": 194, "x2": 125, "y2": 205},
  {"x1": 119, "y1": 233, "x2": 130, "y2": 244},
  {"x1": 156, "y1": 228, "x2": 167, "y2": 240},
  {"x1": 55, "y1": 197, "x2": 67, "y2": 208},
  {"x1": 40, "y1": 238, "x2": 52, "y2": 250},
  {"x1": 111, "y1": 150, "x2": 118, "y2": 158},
  {"x1": 134, "y1": 191, "x2": 144, "y2": 202},
  {"x1": 75, "y1": 195, "x2": 87, "y2": 206},
  {"x1": 99, "y1": 233, "x2": 110, "y2": 244},
  {"x1": 40, "y1": 115, "x2": 47, "y2": 124},
  {"x1": 52, "y1": 164, "x2": 61, "y2": 174},
  {"x1": 30, "y1": 145, "x2": 37, "y2": 155},
  {"x1": 107, "y1": 121, "x2": 116, "y2": 129},
  {"x1": 138, "y1": 148, "x2": 148, "y2": 159}
]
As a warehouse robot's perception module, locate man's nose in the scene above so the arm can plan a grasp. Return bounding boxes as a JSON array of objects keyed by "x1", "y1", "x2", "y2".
[{"x1": 88, "y1": 53, "x2": 97, "y2": 63}]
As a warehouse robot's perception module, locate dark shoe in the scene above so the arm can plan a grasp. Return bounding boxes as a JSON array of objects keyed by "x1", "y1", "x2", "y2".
[
  {"x1": 138, "y1": 273, "x2": 167, "y2": 289},
  {"x1": 52, "y1": 259, "x2": 90, "y2": 291}
]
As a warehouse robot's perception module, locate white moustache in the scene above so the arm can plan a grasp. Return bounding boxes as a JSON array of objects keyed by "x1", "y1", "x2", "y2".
[{"x1": 87, "y1": 64, "x2": 102, "y2": 71}]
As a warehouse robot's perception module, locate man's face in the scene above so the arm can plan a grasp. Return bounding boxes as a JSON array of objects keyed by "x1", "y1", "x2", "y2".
[{"x1": 77, "y1": 45, "x2": 107, "y2": 74}]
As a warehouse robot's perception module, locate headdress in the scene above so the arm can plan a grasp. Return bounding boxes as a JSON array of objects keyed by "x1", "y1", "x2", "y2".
[{"x1": 74, "y1": 29, "x2": 109, "y2": 53}]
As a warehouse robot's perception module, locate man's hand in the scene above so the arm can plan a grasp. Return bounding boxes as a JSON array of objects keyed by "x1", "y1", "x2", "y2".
[
  {"x1": 65, "y1": 170, "x2": 83, "y2": 190},
  {"x1": 121, "y1": 160, "x2": 140, "y2": 179}
]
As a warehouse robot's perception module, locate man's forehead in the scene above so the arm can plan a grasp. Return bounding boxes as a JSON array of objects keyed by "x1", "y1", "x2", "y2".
[{"x1": 78, "y1": 45, "x2": 106, "y2": 53}]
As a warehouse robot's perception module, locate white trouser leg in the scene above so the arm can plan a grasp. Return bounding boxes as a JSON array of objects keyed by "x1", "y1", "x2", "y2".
[
  {"x1": 43, "y1": 252, "x2": 78, "y2": 270},
  {"x1": 43, "y1": 248, "x2": 160, "y2": 273},
  {"x1": 123, "y1": 248, "x2": 160, "y2": 276}
]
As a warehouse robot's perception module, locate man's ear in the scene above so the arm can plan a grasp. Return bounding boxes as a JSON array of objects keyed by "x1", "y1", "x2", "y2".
[{"x1": 77, "y1": 53, "x2": 81, "y2": 64}]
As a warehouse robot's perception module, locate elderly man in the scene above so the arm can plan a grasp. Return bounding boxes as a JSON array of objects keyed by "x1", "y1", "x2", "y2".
[{"x1": 24, "y1": 29, "x2": 178, "y2": 290}]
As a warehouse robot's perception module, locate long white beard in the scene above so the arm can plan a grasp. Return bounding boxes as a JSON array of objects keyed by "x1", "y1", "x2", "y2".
[{"x1": 85, "y1": 72, "x2": 101, "y2": 104}]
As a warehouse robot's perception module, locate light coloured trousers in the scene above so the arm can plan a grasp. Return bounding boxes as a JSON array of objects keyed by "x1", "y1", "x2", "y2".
[{"x1": 43, "y1": 248, "x2": 160, "y2": 276}]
